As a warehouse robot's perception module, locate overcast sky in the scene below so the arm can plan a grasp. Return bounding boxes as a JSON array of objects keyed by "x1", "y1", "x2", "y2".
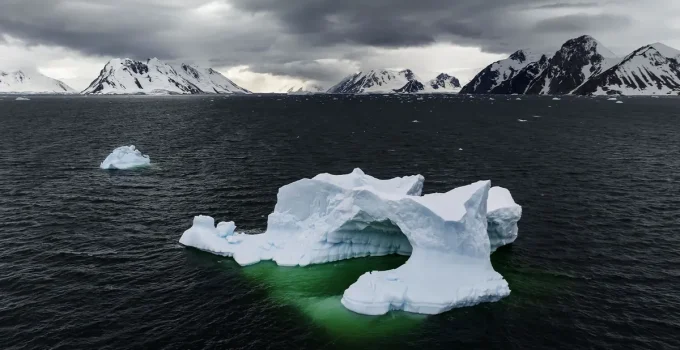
[{"x1": 1, "y1": 0, "x2": 679, "y2": 92}]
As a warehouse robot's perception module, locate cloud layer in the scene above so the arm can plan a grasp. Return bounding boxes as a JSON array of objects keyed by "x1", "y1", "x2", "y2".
[{"x1": 1, "y1": 0, "x2": 678, "y2": 90}]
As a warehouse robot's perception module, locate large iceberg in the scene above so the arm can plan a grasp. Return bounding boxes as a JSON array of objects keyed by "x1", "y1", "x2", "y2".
[
  {"x1": 100, "y1": 145, "x2": 151, "y2": 170},
  {"x1": 179, "y1": 168, "x2": 522, "y2": 315}
]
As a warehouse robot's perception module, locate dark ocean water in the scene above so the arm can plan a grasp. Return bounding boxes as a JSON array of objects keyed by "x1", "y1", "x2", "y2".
[{"x1": 1, "y1": 94, "x2": 679, "y2": 350}]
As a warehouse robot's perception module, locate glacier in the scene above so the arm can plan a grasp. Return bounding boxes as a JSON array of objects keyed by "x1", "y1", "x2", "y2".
[
  {"x1": 100, "y1": 145, "x2": 151, "y2": 170},
  {"x1": 179, "y1": 168, "x2": 522, "y2": 315}
]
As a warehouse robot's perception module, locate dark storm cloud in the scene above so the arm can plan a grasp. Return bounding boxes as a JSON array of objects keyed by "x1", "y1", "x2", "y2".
[
  {"x1": 534, "y1": 13, "x2": 632, "y2": 33},
  {"x1": 228, "y1": 0, "x2": 633, "y2": 53},
  {"x1": 0, "y1": 0, "x2": 658, "y2": 83}
]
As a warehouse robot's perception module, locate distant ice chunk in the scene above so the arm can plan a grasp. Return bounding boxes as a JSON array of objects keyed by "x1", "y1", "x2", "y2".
[
  {"x1": 616, "y1": 101, "x2": 624, "y2": 104},
  {"x1": 518, "y1": 119, "x2": 528, "y2": 122},
  {"x1": 15, "y1": 97, "x2": 30, "y2": 101},
  {"x1": 552, "y1": 97, "x2": 561, "y2": 100},
  {"x1": 179, "y1": 169, "x2": 522, "y2": 315},
  {"x1": 100, "y1": 145, "x2": 151, "y2": 170}
]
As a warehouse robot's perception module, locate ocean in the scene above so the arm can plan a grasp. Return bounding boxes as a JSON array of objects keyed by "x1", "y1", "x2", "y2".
[{"x1": 1, "y1": 94, "x2": 679, "y2": 349}]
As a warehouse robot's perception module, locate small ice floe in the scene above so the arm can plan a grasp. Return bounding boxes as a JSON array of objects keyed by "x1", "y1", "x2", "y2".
[
  {"x1": 15, "y1": 97, "x2": 30, "y2": 101},
  {"x1": 100, "y1": 145, "x2": 151, "y2": 170},
  {"x1": 515, "y1": 97, "x2": 522, "y2": 100},
  {"x1": 489, "y1": 98, "x2": 495, "y2": 101},
  {"x1": 616, "y1": 101, "x2": 624, "y2": 104},
  {"x1": 458, "y1": 148, "x2": 463, "y2": 151},
  {"x1": 607, "y1": 97, "x2": 618, "y2": 101},
  {"x1": 412, "y1": 120, "x2": 420, "y2": 123},
  {"x1": 533, "y1": 115, "x2": 542, "y2": 118},
  {"x1": 517, "y1": 119, "x2": 528, "y2": 122},
  {"x1": 552, "y1": 97, "x2": 561, "y2": 100}
]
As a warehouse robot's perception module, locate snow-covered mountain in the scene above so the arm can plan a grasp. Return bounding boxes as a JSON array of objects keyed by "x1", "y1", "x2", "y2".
[
  {"x1": 279, "y1": 83, "x2": 326, "y2": 94},
  {"x1": 574, "y1": 43, "x2": 680, "y2": 95},
  {"x1": 327, "y1": 69, "x2": 414, "y2": 94},
  {"x1": 83, "y1": 58, "x2": 250, "y2": 95},
  {"x1": 0, "y1": 69, "x2": 76, "y2": 94},
  {"x1": 460, "y1": 35, "x2": 623, "y2": 95},
  {"x1": 327, "y1": 69, "x2": 461, "y2": 94},
  {"x1": 460, "y1": 49, "x2": 547, "y2": 94},
  {"x1": 428, "y1": 73, "x2": 462, "y2": 93},
  {"x1": 525, "y1": 35, "x2": 618, "y2": 94}
]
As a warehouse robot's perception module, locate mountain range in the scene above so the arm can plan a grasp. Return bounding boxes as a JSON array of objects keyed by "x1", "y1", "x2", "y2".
[
  {"x1": 327, "y1": 69, "x2": 461, "y2": 94},
  {"x1": 4, "y1": 35, "x2": 680, "y2": 96},
  {"x1": 461, "y1": 35, "x2": 680, "y2": 96}
]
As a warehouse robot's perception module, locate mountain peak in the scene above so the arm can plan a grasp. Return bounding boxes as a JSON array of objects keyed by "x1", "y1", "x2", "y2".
[
  {"x1": 647, "y1": 42, "x2": 680, "y2": 58},
  {"x1": 563, "y1": 35, "x2": 617, "y2": 58}
]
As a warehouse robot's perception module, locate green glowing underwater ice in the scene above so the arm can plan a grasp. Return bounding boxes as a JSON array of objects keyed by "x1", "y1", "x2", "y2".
[{"x1": 240, "y1": 256, "x2": 426, "y2": 339}]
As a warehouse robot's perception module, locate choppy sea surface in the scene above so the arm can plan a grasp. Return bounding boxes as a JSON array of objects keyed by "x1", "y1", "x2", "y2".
[{"x1": 1, "y1": 94, "x2": 679, "y2": 350}]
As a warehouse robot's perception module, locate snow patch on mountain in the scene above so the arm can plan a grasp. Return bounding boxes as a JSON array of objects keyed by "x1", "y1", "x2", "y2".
[
  {"x1": 0, "y1": 69, "x2": 76, "y2": 94},
  {"x1": 83, "y1": 58, "x2": 250, "y2": 95}
]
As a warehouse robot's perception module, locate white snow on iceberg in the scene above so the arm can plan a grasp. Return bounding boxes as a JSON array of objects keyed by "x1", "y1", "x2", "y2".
[
  {"x1": 179, "y1": 168, "x2": 522, "y2": 315},
  {"x1": 100, "y1": 145, "x2": 151, "y2": 170}
]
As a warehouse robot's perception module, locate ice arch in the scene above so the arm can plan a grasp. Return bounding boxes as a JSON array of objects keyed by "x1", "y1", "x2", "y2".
[{"x1": 179, "y1": 169, "x2": 522, "y2": 315}]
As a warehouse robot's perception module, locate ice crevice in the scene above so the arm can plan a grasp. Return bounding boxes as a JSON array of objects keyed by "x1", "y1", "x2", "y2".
[{"x1": 179, "y1": 168, "x2": 522, "y2": 315}]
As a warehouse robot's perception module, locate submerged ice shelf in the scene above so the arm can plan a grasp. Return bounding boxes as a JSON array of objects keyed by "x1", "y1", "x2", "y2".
[
  {"x1": 180, "y1": 168, "x2": 522, "y2": 315},
  {"x1": 100, "y1": 145, "x2": 151, "y2": 170}
]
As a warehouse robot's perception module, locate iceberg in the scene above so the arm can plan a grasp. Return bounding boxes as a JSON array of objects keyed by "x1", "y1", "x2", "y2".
[
  {"x1": 179, "y1": 168, "x2": 522, "y2": 315},
  {"x1": 100, "y1": 145, "x2": 151, "y2": 170}
]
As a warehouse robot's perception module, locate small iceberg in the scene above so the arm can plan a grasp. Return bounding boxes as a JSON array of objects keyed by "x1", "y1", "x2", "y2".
[
  {"x1": 518, "y1": 119, "x2": 528, "y2": 122},
  {"x1": 15, "y1": 97, "x2": 30, "y2": 101},
  {"x1": 616, "y1": 101, "x2": 624, "y2": 104},
  {"x1": 607, "y1": 97, "x2": 618, "y2": 101},
  {"x1": 412, "y1": 120, "x2": 420, "y2": 123},
  {"x1": 552, "y1": 97, "x2": 561, "y2": 100},
  {"x1": 100, "y1": 145, "x2": 151, "y2": 170}
]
